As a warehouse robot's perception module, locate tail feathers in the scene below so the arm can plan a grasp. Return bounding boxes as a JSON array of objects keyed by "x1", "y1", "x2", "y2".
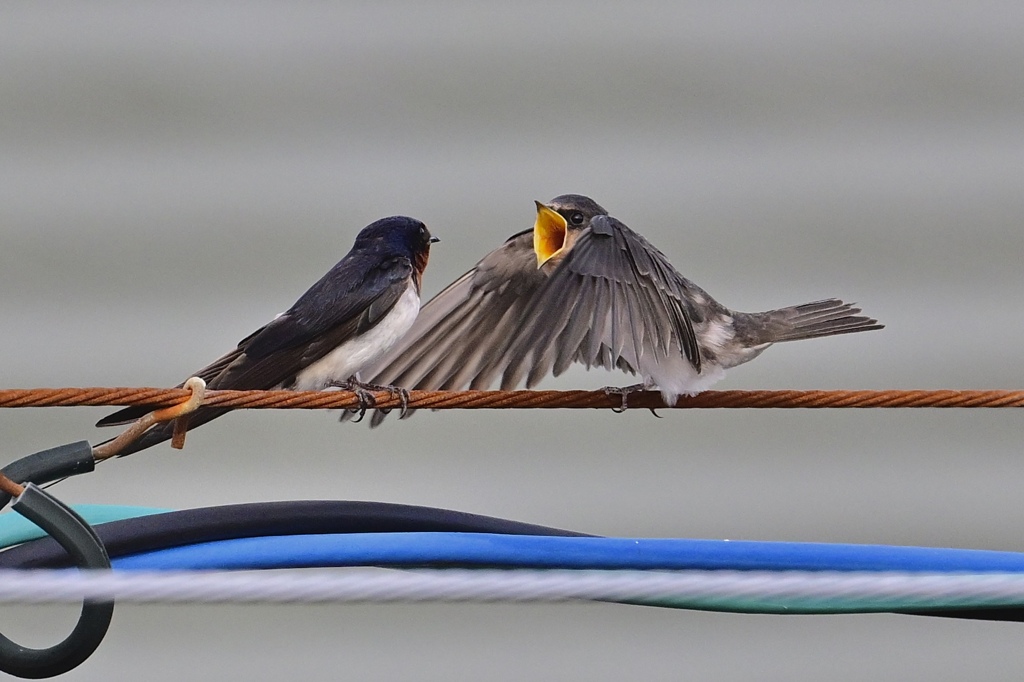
[
  {"x1": 96, "y1": 404, "x2": 154, "y2": 427},
  {"x1": 94, "y1": 424, "x2": 174, "y2": 458},
  {"x1": 749, "y1": 298, "x2": 883, "y2": 344},
  {"x1": 96, "y1": 406, "x2": 231, "y2": 457}
]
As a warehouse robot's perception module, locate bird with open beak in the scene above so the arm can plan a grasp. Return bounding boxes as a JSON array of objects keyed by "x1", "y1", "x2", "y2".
[{"x1": 349, "y1": 194, "x2": 881, "y2": 424}]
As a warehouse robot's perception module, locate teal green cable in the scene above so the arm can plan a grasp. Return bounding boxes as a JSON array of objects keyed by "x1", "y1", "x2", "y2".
[{"x1": 0, "y1": 505, "x2": 170, "y2": 549}]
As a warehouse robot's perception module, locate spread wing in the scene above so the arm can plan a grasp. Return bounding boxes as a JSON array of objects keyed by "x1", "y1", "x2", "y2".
[
  {"x1": 355, "y1": 217, "x2": 702, "y2": 426},
  {"x1": 96, "y1": 255, "x2": 413, "y2": 427},
  {"x1": 498, "y1": 215, "x2": 701, "y2": 389},
  {"x1": 358, "y1": 230, "x2": 551, "y2": 393}
]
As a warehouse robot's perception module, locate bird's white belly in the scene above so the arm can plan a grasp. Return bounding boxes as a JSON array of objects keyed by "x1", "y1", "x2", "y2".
[
  {"x1": 290, "y1": 286, "x2": 420, "y2": 391},
  {"x1": 641, "y1": 353, "x2": 725, "y2": 406},
  {"x1": 642, "y1": 316, "x2": 734, "y2": 403},
  {"x1": 597, "y1": 311, "x2": 731, "y2": 405}
]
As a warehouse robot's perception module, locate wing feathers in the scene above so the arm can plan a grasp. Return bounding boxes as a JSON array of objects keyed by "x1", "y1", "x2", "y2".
[{"x1": 482, "y1": 217, "x2": 700, "y2": 394}]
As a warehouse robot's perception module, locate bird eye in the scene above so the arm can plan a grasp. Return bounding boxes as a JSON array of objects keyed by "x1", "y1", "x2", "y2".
[{"x1": 569, "y1": 212, "x2": 586, "y2": 226}]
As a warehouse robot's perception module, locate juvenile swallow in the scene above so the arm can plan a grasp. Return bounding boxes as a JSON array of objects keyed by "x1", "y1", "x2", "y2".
[
  {"x1": 98, "y1": 215, "x2": 438, "y2": 454},
  {"x1": 350, "y1": 194, "x2": 881, "y2": 424}
]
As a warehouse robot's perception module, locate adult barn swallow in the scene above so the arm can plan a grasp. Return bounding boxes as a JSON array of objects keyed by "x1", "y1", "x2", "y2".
[
  {"x1": 351, "y1": 194, "x2": 881, "y2": 423},
  {"x1": 98, "y1": 215, "x2": 438, "y2": 455}
]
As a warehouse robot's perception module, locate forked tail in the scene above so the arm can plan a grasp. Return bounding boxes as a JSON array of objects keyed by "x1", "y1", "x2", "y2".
[{"x1": 740, "y1": 298, "x2": 883, "y2": 345}]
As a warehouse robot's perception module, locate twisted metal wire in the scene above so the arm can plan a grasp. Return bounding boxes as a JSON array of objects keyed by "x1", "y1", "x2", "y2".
[
  {"x1": 1, "y1": 568, "x2": 1024, "y2": 611},
  {"x1": 0, "y1": 387, "x2": 1023, "y2": 412}
]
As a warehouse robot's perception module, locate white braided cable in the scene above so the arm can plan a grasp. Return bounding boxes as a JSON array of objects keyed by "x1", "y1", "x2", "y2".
[{"x1": 1, "y1": 569, "x2": 1024, "y2": 610}]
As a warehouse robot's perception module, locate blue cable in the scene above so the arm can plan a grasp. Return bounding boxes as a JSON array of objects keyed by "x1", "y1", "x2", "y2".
[{"x1": 112, "y1": 532, "x2": 1024, "y2": 574}]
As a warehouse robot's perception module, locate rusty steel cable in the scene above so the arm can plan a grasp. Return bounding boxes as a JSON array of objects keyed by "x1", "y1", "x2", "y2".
[{"x1": 0, "y1": 386, "x2": 1023, "y2": 413}]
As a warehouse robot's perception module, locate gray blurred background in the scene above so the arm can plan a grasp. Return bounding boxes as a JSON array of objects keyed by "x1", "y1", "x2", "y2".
[{"x1": 2, "y1": 1, "x2": 1023, "y2": 679}]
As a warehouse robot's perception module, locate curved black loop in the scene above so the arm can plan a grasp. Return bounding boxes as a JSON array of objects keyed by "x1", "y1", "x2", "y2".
[
  {"x1": 0, "y1": 480, "x2": 113, "y2": 677},
  {"x1": 0, "y1": 484, "x2": 113, "y2": 678}
]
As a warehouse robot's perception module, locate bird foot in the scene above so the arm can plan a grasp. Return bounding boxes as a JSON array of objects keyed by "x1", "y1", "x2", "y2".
[
  {"x1": 601, "y1": 383, "x2": 647, "y2": 413},
  {"x1": 601, "y1": 384, "x2": 663, "y2": 417},
  {"x1": 330, "y1": 378, "x2": 410, "y2": 422},
  {"x1": 366, "y1": 382, "x2": 411, "y2": 419}
]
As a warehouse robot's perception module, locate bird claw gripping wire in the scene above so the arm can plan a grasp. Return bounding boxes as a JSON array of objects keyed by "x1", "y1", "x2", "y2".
[
  {"x1": 330, "y1": 378, "x2": 411, "y2": 422},
  {"x1": 601, "y1": 383, "x2": 663, "y2": 416},
  {"x1": 91, "y1": 377, "x2": 206, "y2": 461}
]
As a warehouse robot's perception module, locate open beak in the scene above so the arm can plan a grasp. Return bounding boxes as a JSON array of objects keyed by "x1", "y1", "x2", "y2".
[{"x1": 533, "y1": 201, "x2": 568, "y2": 267}]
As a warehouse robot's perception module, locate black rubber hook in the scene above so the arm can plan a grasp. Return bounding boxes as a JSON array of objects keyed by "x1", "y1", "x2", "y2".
[{"x1": 0, "y1": 443, "x2": 113, "y2": 678}]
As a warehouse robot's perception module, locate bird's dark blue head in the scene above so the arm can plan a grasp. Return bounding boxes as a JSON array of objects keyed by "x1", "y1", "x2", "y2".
[{"x1": 353, "y1": 215, "x2": 438, "y2": 279}]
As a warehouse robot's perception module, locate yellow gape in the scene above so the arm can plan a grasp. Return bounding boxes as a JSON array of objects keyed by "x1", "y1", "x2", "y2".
[{"x1": 532, "y1": 201, "x2": 568, "y2": 267}]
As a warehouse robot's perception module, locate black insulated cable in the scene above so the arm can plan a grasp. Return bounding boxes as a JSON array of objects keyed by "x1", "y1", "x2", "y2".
[
  {"x1": 0, "y1": 501, "x2": 592, "y2": 569},
  {"x1": 0, "y1": 483, "x2": 113, "y2": 679},
  {"x1": 0, "y1": 442, "x2": 95, "y2": 511}
]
